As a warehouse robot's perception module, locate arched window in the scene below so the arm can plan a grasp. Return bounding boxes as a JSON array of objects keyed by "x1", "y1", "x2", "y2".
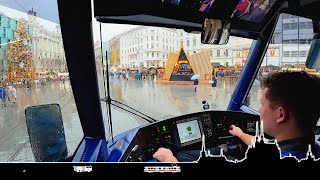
[{"x1": 217, "y1": 50, "x2": 220, "y2": 57}]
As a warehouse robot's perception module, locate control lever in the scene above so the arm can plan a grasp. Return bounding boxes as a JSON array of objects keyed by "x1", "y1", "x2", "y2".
[{"x1": 125, "y1": 145, "x2": 139, "y2": 162}]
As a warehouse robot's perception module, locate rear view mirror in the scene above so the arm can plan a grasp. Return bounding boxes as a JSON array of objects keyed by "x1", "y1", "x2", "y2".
[
  {"x1": 25, "y1": 103, "x2": 68, "y2": 162},
  {"x1": 201, "y1": 18, "x2": 230, "y2": 45},
  {"x1": 306, "y1": 38, "x2": 320, "y2": 70}
]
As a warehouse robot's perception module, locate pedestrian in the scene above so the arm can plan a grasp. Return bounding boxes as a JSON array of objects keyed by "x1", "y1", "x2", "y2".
[
  {"x1": 125, "y1": 72, "x2": 129, "y2": 81},
  {"x1": 193, "y1": 78, "x2": 199, "y2": 92},
  {"x1": 209, "y1": 75, "x2": 218, "y2": 96},
  {"x1": 7, "y1": 85, "x2": 17, "y2": 106},
  {"x1": 0, "y1": 87, "x2": 6, "y2": 108}
]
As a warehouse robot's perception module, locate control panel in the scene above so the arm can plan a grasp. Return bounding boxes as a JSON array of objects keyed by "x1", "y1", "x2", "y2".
[{"x1": 118, "y1": 110, "x2": 259, "y2": 162}]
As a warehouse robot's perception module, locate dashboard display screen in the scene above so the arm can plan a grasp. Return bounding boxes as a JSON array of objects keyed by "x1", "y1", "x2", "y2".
[{"x1": 177, "y1": 119, "x2": 201, "y2": 145}]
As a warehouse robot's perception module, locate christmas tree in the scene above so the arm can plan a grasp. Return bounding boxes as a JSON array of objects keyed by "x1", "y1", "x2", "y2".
[{"x1": 7, "y1": 19, "x2": 35, "y2": 83}]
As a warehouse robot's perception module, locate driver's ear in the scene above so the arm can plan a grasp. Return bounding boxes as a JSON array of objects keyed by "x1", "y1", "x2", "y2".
[{"x1": 276, "y1": 106, "x2": 287, "y2": 124}]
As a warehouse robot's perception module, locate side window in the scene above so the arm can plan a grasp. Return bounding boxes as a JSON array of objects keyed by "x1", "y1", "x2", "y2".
[
  {"x1": 245, "y1": 13, "x2": 314, "y2": 111},
  {"x1": 0, "y1": 2, "x2": 83, "y2": 162}
]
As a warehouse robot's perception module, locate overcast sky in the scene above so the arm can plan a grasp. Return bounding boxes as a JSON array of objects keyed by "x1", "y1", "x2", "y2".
[{"x1": 0, "y1": 0, "x2": 138, "y2": 42}]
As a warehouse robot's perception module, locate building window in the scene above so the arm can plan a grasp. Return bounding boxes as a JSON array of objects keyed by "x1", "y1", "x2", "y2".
[
  {"x1": 151, "y1": 30, "x2": 154, "y2": 33},
  {"x1": 152, "y1": 52, "x2": 154, "y2": 57},
  {"x1": 224, "y1": 49, "x2": 228, "y2": 56},
  {"x1": 217, "y1": 50, "x2": 220, "y2": 57},
  {"x1": 180, "y1": 40, "x2": 183, "y2": 47},
  {"x1": 187, "y1": 40, "x2": 190, "y2": 46},
  {"x1": 306, "y1": 22, "x2": 313, "y2": 28},
  {"x1": 299, "y1": 22, "x2": 307, "y2": 29},
  {"x1": 151, "y1": 36, "x2": 154, "y2": 41},
  {"x1": 193, "y1": 39, "x2": 196, "y2": 46},
  {"x1": 270, "y1": 36, "x2": 275, "y2": 44},
  {"x1": 147, "y1": 36, "x2": 148, "y2": 41},
  {"x1": 283, "y1": 23, "x2": 290, "y2": 30},
  {"x1": 236, "y1": 51, "x2": 241, "y2": 57},
  {"x1": 151, "y1": 43, "x2": 154, "y2": 48},
  {"x1": 269, "y1": 49, "x2": 275, "y2": 56},
  {"x1": 291, "y1": 51, "x2": 298, "y2": 57},
  {"x1": 299, "y1": 51, "x2": 306, "y2": 57},
  {"x1": 291, "y1": 23, "x2": 298, "y2": 29},
  {"x1": 210, "y1": 50, "x2": 213, "y2": 57},
  {"x1": 156, "y1": 36, "x2": 158, "y2": 41}
]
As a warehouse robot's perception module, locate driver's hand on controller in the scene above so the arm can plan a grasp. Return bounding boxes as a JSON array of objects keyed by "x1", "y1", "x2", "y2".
[
  {"x1": 229, "y1": 125, "x2": 244, "y2": 137},
  {"x1": 153, "y1": 147, "x2": 179, "y2": 162},
  {"x1": 229, "y1": 124, "x2": 254, "y2": 146}
]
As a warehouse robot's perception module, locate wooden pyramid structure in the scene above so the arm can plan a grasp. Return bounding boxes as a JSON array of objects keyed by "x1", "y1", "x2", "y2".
[{"x1": 162, "y1": 46, "x2": 213, "y2": 84}]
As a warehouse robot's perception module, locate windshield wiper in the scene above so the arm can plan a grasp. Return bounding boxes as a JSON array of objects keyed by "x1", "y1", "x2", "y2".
[{"x1": 101, "y1": 97, "x2": 157, "y2": 123}]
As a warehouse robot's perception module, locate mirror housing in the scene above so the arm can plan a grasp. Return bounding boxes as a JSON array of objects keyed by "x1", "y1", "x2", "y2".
[
  {"x1": 25, "y1": 103, "x2": 68, "y2": 162},
  {"x1": 306, "y1": 34, "x2": 320, "y2": 70},
  {"x1": 201, "y1": 18, "x2": 231, "y2": 45}
]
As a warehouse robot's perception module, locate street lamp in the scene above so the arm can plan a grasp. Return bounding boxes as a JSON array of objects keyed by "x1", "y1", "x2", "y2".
[{"x1": 135, "y1": 38, "x2": 141, "y2": 73}]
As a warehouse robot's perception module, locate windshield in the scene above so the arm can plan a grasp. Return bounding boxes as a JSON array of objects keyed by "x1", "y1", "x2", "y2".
[
  {"x1": 93, "y1": 20, "x2": 252, "y2": 137},
  {"x1": 0, "y1": 1, "x2": 82, "y2": 162}
]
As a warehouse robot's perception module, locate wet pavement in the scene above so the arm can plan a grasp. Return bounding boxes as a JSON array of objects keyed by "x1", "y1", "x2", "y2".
[{"x1": 0, "y1": 74, "x2": 262, "y2": 162}]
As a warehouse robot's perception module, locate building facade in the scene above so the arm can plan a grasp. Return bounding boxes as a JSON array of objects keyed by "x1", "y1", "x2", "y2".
[
  {"x1": 114, "y1": 13, "x2": 314, "y2": 69},
  {"x1": 270, "y1": 13, "x2": 313, "y2": 66},
  {"x1": 110, "y1": 36, "x2": 121, "y2": 67},
  {"x1": 119, "y1": 26, "x2": 179, "y2": 69},
  {"x1": 0, "y1": 8, "x2": 66, "y2": 83},
  {"x1": 31, "y1": 23, "x2": 65, "y2": 74}
]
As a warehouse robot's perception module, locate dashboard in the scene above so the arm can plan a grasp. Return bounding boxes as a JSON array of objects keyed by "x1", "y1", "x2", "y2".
[{"x1": 115, "y1": 111, "x2": 259, "y2": 162}]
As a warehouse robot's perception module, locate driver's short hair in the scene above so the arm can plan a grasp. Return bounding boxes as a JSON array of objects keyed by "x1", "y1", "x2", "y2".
[{"x1": 261, "y1": 71, "x2": 320, "y2": 138}]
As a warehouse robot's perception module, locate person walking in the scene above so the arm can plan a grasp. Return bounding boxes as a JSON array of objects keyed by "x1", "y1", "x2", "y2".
[
  {"x1": 7, "y1": 85, "x2": 17, "y2": 107},
  {"x1": 194, "y1": 78, "x2": 199, "y2": 92},
  {"x1": 209, "y1": 75, "x2": 219, "y2": 96},
  {"x1": 0, "y1": 86, "x2": 6, "y2": 108}
]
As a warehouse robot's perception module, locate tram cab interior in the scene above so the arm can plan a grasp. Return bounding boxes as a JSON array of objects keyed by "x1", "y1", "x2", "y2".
[{"x1": 21, "y1": 0, "x2": 320, "y2": 163}]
